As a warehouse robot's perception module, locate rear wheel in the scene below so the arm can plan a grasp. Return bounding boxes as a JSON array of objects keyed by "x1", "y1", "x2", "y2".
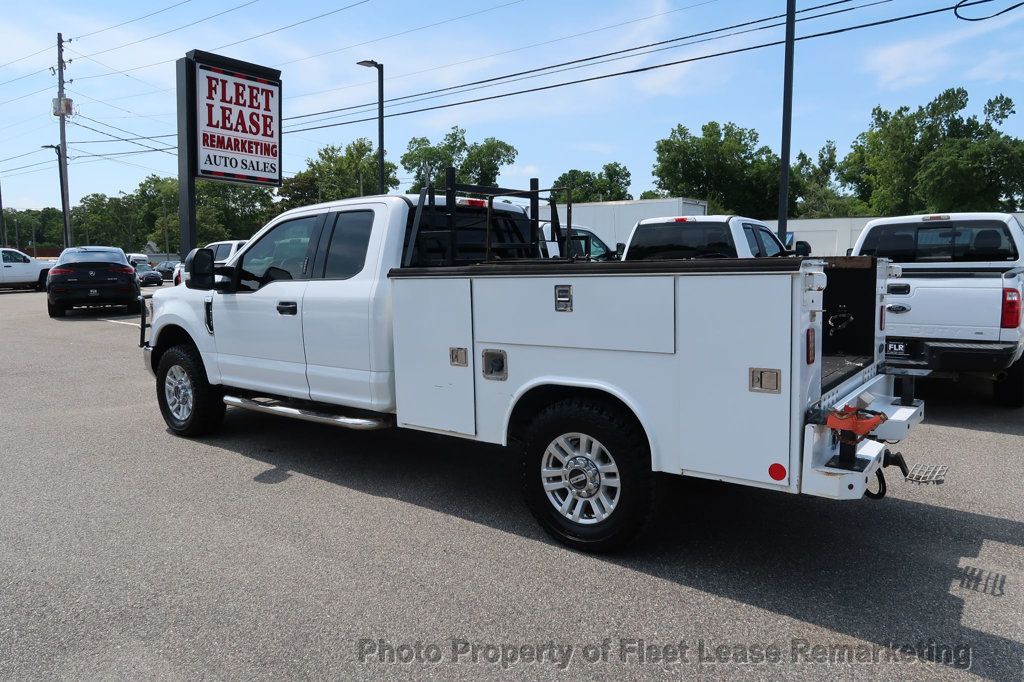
[
  {"x1": 47, "y1": 301, "x2": 65, "y2": 318},
  {"x1": 35, "y1": 273, "x2": 47, "y2": 291},
  {"x1": 156, "y1": 344, "x2": 225, "y2": 437},
  {"x1": 521, "y1": 398, "x2": 654, "y2": 552},
  {"x1": 993, "y1": 359, "x2": 1024, "y2": 408}
]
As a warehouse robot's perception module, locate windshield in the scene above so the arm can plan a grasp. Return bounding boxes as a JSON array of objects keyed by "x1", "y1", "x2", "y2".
[
  {"x1": 624, "y1": 222, "x2": 738, "y2": 260},
  {"x1": 859, "y1": 220, "x2": 1018, "y2": 262},
  {"x1": 59, "y1": 250, "x2": 127, "y2": 264},
  {"x1": 136, "y1": 263, "x2": 154, "y2": 271}
]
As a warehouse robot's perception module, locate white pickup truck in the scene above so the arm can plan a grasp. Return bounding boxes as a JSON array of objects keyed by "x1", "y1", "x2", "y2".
[
  {"x1": 852, "y1": 213, "x2": 1024, "y2": 407},
  {"x1": 621, "y1": 215, "x2": 811, "y2": 261},
  {"x1": 1, "y1": 248, "x2": 52, "y2": 290},
  {"x1": 141, "y1": 177, "x2": 925, "y2": 551}
]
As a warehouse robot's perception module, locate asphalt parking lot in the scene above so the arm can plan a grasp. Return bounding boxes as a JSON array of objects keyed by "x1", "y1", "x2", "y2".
[{"x1": 1, "y1": 288, "x2": 1022, "y2": 680}]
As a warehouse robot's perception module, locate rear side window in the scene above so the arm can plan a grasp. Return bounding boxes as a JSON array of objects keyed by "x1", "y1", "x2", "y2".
[
  {"x1": 323, "y1": 211, "x2": 374, "y2": 279},
  {"x1": 860, "y1": 220, "x2": 1018, "y2": 262},
  {"x1": 212, "y1": 244, "x2": 232, "y2": 261},
  {"x1": 624, "y1": 222, "x2": 737, "y2": 261}
]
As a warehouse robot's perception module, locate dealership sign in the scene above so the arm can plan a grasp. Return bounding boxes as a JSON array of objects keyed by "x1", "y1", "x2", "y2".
[{"x1": 196, "y1": 64, "x2": 281, "y2": 184}]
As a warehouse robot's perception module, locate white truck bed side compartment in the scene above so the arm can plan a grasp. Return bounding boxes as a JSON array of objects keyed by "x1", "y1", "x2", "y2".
[
  {"x1": 392, "y1": 277, "x2": 476, "y2": 436},
  {"x1": 674, "y1": 274, "x2": 795, "y2": 487}
]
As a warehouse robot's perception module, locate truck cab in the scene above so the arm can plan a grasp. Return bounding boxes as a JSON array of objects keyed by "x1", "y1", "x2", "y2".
[
  {"x1": 852, "y1": 212, "x2": 1024, "y2": 406},
  {"x1": 620, "y1": 215, "x2": 810, "y2": 261},
  {"x1": 1, "y1": 248, "x2": 51, "y2": 291}
]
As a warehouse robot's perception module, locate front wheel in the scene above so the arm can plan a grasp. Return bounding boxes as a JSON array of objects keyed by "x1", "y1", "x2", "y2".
[
  {"x1": 993, "y1": 359, "x2": 1024, "y2": 408},
  {"x1": 521, "y1": 398, "x2": 655, "y2": 552},
  {"x1": 156, "y1": 344, "x2": 225, "y2": 437}
]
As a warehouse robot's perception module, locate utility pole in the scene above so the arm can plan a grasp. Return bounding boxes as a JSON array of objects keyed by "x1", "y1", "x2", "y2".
[
  {"x1": 0, "y1": 179, "x2": 7, "y2": 247},
  {"x1": 55, "y1": 33, "x2": 73, "y2": 248},
  {"x1": 776, "y1": 0, "x2": 796, "y2": 244},
  {"x1": 357, "y1": 60, "x2": 385, "y2": 194}
]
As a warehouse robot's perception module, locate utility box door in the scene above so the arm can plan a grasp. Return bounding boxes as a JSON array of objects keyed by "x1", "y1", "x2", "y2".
[{"x1": 392, "y1": 278, "x2": 476, "y2": 435}]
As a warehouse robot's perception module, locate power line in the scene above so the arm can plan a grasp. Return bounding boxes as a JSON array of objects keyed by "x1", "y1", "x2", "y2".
[
  {"x1": 283, "y1": 0, "x2": 872, "y2": 126},
  {"x1": 0, "y1": 158, "x2": 55, "y2": 174},
  {"x1": 284, "y1": 2, "x2": 982, "y2": 135},
  {"x1": 0, "y1": 85, "x2": 52, "y2": 107},
  {"x1": 0, "y1": 149, "x2": 47, "y2": 165},
  {"x1": 0, "y1": 67, "x2": 50, "y2": 88},
  {"x1": 68, "y1": 146, "x2": 177, "y2": 160},
  {"x1": 69, "y1": 118, "x2": 177, "y2": 156},
  {"x1": 284, "y1": 0, "x2": 724, "y2": 103},
  {"x1": 66, "y1": 88, "x2": 175, "y2": 129},
  {"x1": 73, "y1": 0, "x2": 195, "y2": 40},
  {"x1": 69, "y1": 134, "x2": 177, "y2": 144},
  {"x1": 276, "y1": 0, "x2": 526, "y2": 67},
  {"x1": 0, "y1": 46, "x2": 51, "y2": 70},
  {"x1": 75, "y1": 0, "x2": 260, "y2": 62}
]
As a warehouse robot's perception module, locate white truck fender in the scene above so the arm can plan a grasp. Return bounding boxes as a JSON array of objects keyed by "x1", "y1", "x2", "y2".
[
  {"x1": 502, "y1": 376, "x2": 661, "y2": 470},
  {"x1": 150, "y1": 299, "x2": 222, "y2": 385}
]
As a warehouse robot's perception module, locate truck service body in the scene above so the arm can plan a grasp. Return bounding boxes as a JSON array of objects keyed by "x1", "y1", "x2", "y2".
[{"x1": 142, "y1": 183, "x2": 924, "y2": 550}]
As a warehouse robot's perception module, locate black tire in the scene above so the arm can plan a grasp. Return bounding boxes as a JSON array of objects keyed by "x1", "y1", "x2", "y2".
[
  {"x1": 521, "y1": 398, "x2": 655, "y2": 552},
  {"x1": 156, "y1": 344, "x2": 225, "y2": 437},
  {"x1": 993, "y1": 359, "x2": 1024, "y2": 408},
  {"x1": 47, "y1": 301, "x2": 65, "y2": 318},
  {"x1": 36, "y1": 273, "x2": 47, "y2": 292}
]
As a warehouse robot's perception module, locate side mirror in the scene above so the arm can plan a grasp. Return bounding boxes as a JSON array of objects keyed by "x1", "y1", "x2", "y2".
[
  {"x1": 616, "y1": 242, "x2": 626, "y2": 256},
  {"x1": 795, "y1": 240, "x2": 811, "y2": 257},
  {"x1": 846, "y1": 248, "x2": 854, "y2": 256},
  {"x1": 185, "y1": 248, "x2": 215, "y2": 290},
  {"x1": 213, "y1": 264, "x2": 237, "y2": 292}
]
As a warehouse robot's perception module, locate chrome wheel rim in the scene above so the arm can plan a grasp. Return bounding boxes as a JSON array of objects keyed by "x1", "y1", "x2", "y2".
[
  {"x1": 164, "y1": 365, "x2": 194, "y2": 421},
  {"x1": 541, "y1": 432, "x2": 620, "y2": 525}
]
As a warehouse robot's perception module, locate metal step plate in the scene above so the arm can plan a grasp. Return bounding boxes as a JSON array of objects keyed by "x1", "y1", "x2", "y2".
[{"x1": 906, "y1": 463, "x2": 947, "y2": 484}]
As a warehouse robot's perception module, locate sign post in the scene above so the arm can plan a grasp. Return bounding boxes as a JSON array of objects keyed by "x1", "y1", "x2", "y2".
[{"x1": 176, "y1": 50, "x2": 282, "y2": 259}]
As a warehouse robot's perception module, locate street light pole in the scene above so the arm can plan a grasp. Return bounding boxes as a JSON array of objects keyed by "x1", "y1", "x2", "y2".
[{"x1": 357, "y1": 59, "x2": 385, "y2": 194}]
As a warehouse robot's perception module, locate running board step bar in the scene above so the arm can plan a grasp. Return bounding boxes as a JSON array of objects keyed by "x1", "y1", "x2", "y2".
[{"x1": 223, "y1": 395, "x2": 391, "y2": 431}]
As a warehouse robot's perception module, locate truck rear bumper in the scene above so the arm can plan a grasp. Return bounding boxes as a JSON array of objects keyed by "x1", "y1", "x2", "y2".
[
  {"x1": 801, "y1": 373, "x2": 925, "y2": 500},
  {"x1": 886, "y1": 339, "x2": 1019, "y2": 372}
]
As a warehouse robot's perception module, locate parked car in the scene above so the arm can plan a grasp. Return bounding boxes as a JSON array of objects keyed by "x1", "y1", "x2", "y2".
[
  {"x1": 851, "y1": 212, "x2": 1024, "y2": 406},
  {"x1": 46, "y1": 246, "x2": 140, "y2": 318},
  {"x1": 134, "y1": 262, "x2": 164, "y2": 287},
  {"x1": 538, "y1": 222, "x2": 617, "y2": 260},
  {"x1": 142, "y1": 175, "x2": 924, "y2": 551},
  {"x1": 172, "y1": 240, "x2": 248, "y2": 285},
  {"x1": 621, "y1": 215, "x2": 811, "y2": 261},
  {"x1": 154, "y1": 260, "x2": 180, "y2": 280},
  {"x1": 1, "y1": 247, "x2": 52, "y2": 291},
  {"x1": 126, "y1": 253, "x2": 150, "y2": 267}
]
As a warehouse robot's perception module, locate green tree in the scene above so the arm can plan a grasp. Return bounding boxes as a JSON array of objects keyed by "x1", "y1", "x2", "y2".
[
  {"x1": 278, "y1": 139, "x2": 399, "y2": 210},
  {"x1": 838, "y1": 87, "x2": 1024, "y2": 214},
  {"x1": 400, "y1": 126, "x2": 518, "y2": 191},
  {"x1": 552, "y1": 162, "x2": 633, "y2": 203},
  {"x1": 793, "y1": 142, "x2": 870, "y2": 218},
  {"x1": 651, "y1": 121, "x2": 790, "y2": 218}
]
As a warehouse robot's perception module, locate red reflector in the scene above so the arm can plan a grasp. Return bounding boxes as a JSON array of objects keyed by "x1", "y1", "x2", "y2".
[
  {"x1": 1002, "y1": 288, "x2": 1021, "y2": 329},
  {"x1": 460, "y1": 198, "x2": 486, "y2": 207},
  {"x1": 48, "y1": 266, "x2": 73, "y2": 275},
  {"x1": 880, "y1": 304, "x2": 886, "y2": 331},
  {"x1": 673, "y1": 217, "x2": 693, "y2": 222},
  {"x1": 768, "y1": 463, "x2": 787, "y2": 481},
  {"x1": 806, "y1": 328, "x2": 815, "y2": 365}
]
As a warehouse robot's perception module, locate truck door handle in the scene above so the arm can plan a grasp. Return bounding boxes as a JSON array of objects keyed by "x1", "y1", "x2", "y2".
[
  {"x1": 276, "y1": 301, "x2": 298, "y2": 315},
  {"x1": 887, "y1": 304, "x2": 912, "y2": 314},
  {"x1": 3, "y1": 265, "x2": 11, "y2": 268}
]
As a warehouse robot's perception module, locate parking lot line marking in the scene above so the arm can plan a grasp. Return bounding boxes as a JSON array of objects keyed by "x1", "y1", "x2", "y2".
[{"x1": 100, "y1": 319, "x2": 141, "y2": 328}]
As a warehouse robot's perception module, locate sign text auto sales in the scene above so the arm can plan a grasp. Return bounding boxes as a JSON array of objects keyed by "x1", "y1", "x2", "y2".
[{"x1": 195, "y1": 65, "x2": 281, "y2": 185}]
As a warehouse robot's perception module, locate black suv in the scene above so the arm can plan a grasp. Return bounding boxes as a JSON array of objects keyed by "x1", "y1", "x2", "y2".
[{"x1": 46, "y1": 247, "x2": 141, "y2": 318}]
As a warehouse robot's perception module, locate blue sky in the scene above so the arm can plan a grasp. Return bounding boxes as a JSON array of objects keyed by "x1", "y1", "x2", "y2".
[{"x1": 1, "y1": 0, "x2": 1022, "y2": 209}]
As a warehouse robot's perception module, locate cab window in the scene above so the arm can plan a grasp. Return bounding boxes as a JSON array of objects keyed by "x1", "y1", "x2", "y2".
[
  {"x1": 322, "y1": 211, "x2": 374, "y2": 279},
  {"x1": 743, "y1": 226, "x2": 764, "y2": 257},
  {"x1": 212, "y1": 243, "x2": 232, "y2": 261},
  {"x1": 757, "y1": 227, "x2": 785, "y2": 257},
  {"x1": 238, "y1": 216, "x2": 320, "y2": 291}
]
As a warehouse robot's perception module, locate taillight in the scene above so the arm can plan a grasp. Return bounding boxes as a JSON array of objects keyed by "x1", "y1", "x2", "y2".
[
  {"x1": 806, "y1": 328, "x2": 816, "y2": 365},
  {"x1": 880, "y1": 304, "x2": 886, "y2": 331},
  {"x1": 1001, "y1": 289, "x2": 1021, "y2": 329},
  {"x1": 174, "y1": 271, "x2": 181, "y2": 286},
  {"x1": 48, "y1": 266, "x2": 73, "y2": 275},
  {"x1": 114, "y1": 265, "x2": 135, "y2": 275}
]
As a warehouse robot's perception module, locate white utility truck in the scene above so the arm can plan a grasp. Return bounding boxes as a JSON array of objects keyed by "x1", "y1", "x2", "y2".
[
  {"x1": 621, "y1": 215, "x2": 812, "y2": 261},
  {"x1": 852, "y1": 213, "x2": 1024, "y2": 406},
  {"x1": 1, "y1": 247, "x2": 52, "y2": 290},
  {"x1": 141, "y1": 173, "x2": 926, "y2": 551}
]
